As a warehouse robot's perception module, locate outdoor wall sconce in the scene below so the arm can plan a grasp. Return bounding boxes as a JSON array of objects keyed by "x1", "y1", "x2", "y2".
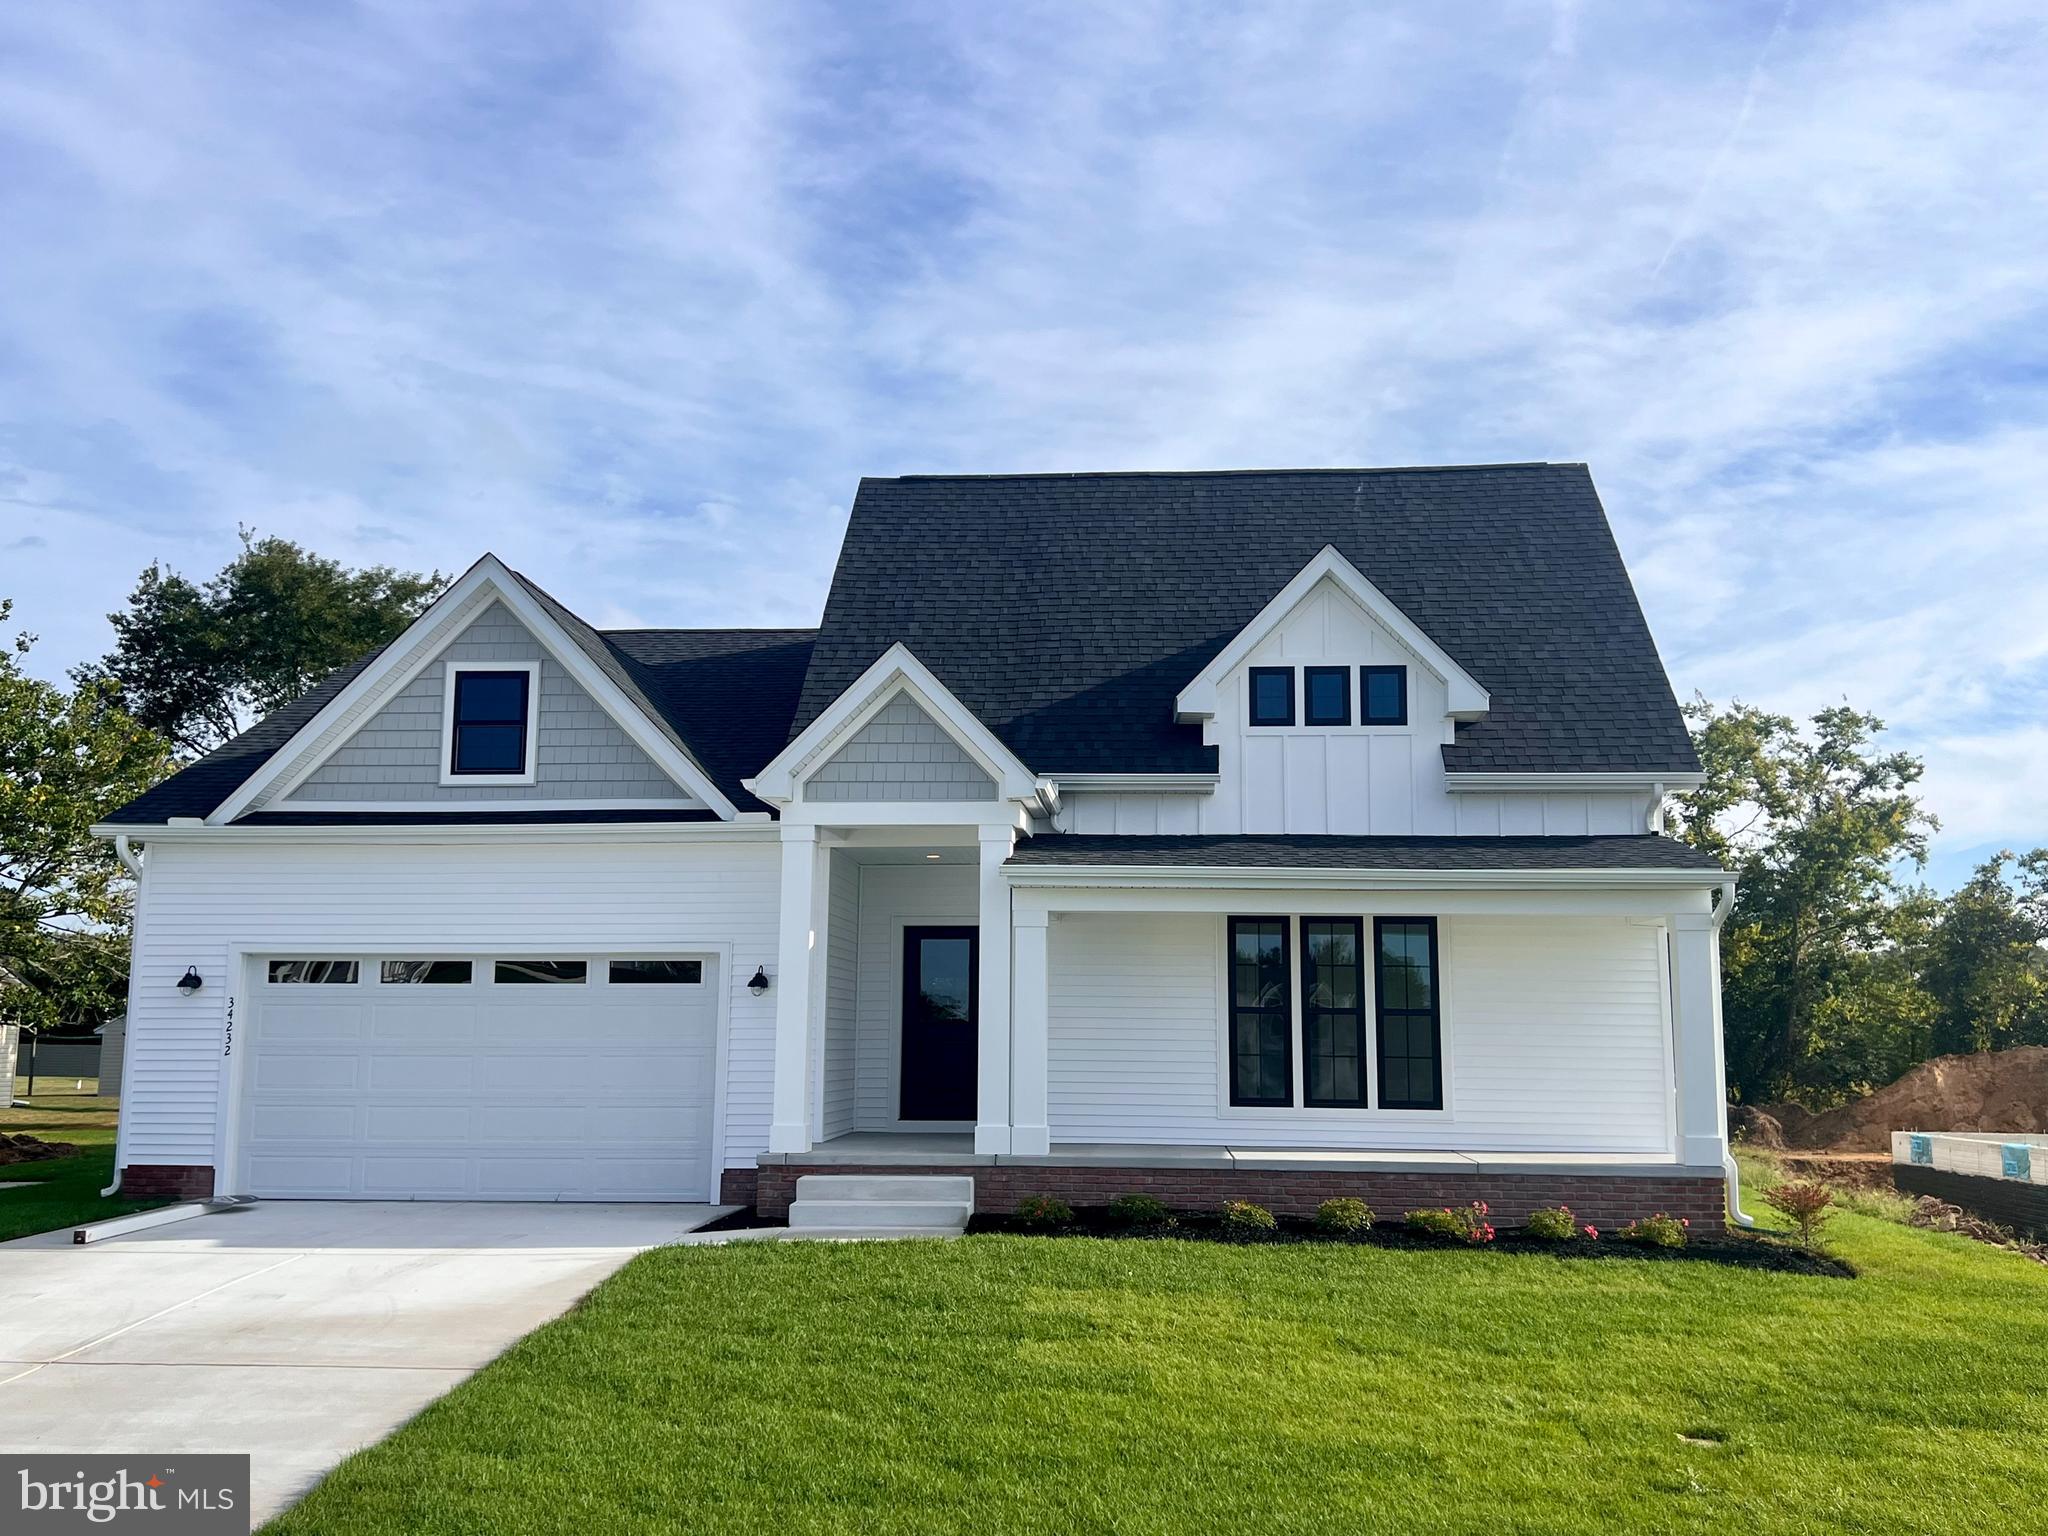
[
  {"x1": 176, "y1": 967, "x2": 205, "y2": 996},
  {"x1": 747, "y1": 966, "x2": 771, "y2": 997}
]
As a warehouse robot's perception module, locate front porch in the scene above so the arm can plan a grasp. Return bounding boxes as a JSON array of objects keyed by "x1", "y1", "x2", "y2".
[{"x1": 751, "y1": 1131, "x2": 1728, "y2": 1228}]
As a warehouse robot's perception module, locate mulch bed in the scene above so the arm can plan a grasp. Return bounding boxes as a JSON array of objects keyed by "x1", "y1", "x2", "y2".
[
  {"x1": 0, "y1": 1133, "x2": 78, "y2": 1166},
  {"x1": 965, "y1": 1207, "x2": 1855, "y2": 1277}
]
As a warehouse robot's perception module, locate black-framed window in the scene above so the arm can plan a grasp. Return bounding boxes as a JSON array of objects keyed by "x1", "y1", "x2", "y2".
[
  {"x1": 1374, "y1": 917, "x2": 1441, "y2": 1109},
  {"x1": 609, "y1": 959, "x2": 704, "y2": 985},
  {"x1": 1303, "y1": 666, "x2": 1351, "y2": 727},
  {"x1": 1301, "y1": 918, "x2": 1367, "y2": 1107},
  {"x1": 1227, "y1": 917, "x2": 1292, "y2": 1106},
  {"x1": 268, "y1": 960, "x2": 358, "y2": 984},
  {"x1": 1248, "y1": 667, "x2": 1295, "y2": 727},
  {"x1": 450, "y1": 669, "x2": 531, "y2": 775},
  {"x1": 1361, "y1": 665, "x2": 1407, "y2": 725}
]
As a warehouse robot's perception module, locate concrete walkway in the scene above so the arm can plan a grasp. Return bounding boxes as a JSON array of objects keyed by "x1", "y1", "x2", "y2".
[{"x1": 0, "y1": 1200, "x2": 727, "y2": 1525}]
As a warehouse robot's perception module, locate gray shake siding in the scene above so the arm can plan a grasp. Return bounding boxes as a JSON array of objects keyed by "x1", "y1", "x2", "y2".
[
  {"x1": 289, "y1": 602, "x2": 694, "y2": 804},
  {"x1": 803, "y1": 695, "x2": 996, "y2": 802}
]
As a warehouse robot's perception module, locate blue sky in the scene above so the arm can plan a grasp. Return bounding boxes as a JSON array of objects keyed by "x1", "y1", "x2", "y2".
[{"x1": 2, "y1": 1, "x2": 2043, "y2": 886}]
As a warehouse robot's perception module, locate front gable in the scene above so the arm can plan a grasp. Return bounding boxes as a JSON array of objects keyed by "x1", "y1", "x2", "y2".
[
  {"x1": 803, "y1": 695, "x2": 997, "y2": 802},
  {"x1": 281, "y1": 601, "x2": 695, "y2": 807},
  {"x1": 210, "y1": 555, "x2": 739, "y2": 822}
]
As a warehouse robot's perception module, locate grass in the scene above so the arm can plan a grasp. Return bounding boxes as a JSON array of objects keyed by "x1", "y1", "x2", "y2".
[
  {"x1": 0, "y1": 1095, "x2": 169, "y2": 1242},
  {"x1": 268, "y1": 1210, "x2": 2048, "y2": 1536}
]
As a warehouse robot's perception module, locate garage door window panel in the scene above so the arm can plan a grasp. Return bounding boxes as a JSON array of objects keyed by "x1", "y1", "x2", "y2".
[
  {"x1": 494, "y1": 959, "x2": 588, "y2": 984},
  {"x1": 380, "y1": 960, "x2": 474, "y2": 984},
  {"x1": 609, "y1": 959, "x2": 704, "y2": 984},
  {"x1": 268, "y1": 960, "x2": 359, "y2": 984}
]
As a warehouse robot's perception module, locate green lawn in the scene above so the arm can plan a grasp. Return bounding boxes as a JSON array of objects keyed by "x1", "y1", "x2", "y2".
[
  {"x1": 0, "y1": 1098, "x2": 170, "y2": 1242},
  {"x1": 268, "y1": 1211, "x2": 2048, "y2": 1536}
]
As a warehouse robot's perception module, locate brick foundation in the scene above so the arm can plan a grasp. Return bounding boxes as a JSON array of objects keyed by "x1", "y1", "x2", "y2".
[
  {"x1": 719, "y1": 1167, "x2": 759, "y2": 1206},
  {"x1": 121, "y1": 1164, "x2": 216, "y2": 1200},
  {"x1": 756, "y1": 1162, "x2": 1727, "y2": 1234}
]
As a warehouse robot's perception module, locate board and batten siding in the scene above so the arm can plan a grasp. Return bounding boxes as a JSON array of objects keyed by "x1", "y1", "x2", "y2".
[
  {"x1": 284, "y1": 601, "x2": 695, "y2": 805},
  {"x1": 849, "y1": 863, "x2": 976, "y2": 1128},
  {"x1": 819, "y1": 849, "x2": 861, "y2": 1140},
  {"x1": 118, "y1": 836, "x2": 778, "y2": 1175},
  {"x1": 1046, "y1": 911, "x2": 1674, "y2": 1153},
  {"x1": 1050, "y1": 579, "x2": 1654, "y2": 838}
]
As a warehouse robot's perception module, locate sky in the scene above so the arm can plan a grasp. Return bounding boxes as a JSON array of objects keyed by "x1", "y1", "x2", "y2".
[{"x1": 1, "y1": 0, "x2": 2043, "y2": 887}]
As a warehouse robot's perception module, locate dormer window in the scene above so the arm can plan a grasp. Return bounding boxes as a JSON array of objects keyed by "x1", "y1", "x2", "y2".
[
  {"x1": 1361, "y1": 665, "x2": 1407, "y2": 726},
  {"x1": 1303, "y1": 666, "x2": 1351, "y2": 727},
  {"x1": 1248, "y1": 667, "x2": 1295, "y2": 727},
  {"x1": 445, "y1": 664, "x2": 538, "y2": 780}
]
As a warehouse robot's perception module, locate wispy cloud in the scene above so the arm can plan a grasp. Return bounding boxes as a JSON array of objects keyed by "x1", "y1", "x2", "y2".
[{"x1": 0, "y1": 0, "x2": 2042, "y2": 880}]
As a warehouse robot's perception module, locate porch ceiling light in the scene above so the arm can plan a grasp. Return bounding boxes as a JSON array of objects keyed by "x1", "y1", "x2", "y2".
[
  {"x1": 176, "y1": 966, "x2": 204, "y2": 996},
  {"x1": 747, "y1": 966, "x2": 770, "y2": 997}
]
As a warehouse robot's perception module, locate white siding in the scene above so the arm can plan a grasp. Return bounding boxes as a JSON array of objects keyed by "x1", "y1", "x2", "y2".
[
  {"x1": 1047, "y1": 910, "x2": 1672, "y2": 1153},
  {"x1": 121, "y1": 836, "x2": 778, "y2": 1175},
  {"x1": 852, "y1": 864, "x2": 976, "y2": 1128}
]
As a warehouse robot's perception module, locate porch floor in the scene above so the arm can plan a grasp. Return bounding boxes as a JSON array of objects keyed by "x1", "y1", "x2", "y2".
[{"x1": 761, "y1": 1132, "x2": 1717, "y2": 1178}]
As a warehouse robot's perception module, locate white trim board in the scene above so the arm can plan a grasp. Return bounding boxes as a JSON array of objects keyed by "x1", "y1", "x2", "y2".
[
  {"x1": 438, "y1": 658, "x2": 541, "y2": 785},
  {"x1": 208, "y1": 555, "x2": 739, "y2": 823}
]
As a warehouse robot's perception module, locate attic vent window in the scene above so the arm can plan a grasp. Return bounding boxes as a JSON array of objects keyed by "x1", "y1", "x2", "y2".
[{"x1": 1361, "y1": 665, "x2": 1407, "y2": 726}]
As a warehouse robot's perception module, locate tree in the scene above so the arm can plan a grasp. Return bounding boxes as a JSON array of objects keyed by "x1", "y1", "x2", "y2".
[
  {"x1": 1668, "y1": 700, "x2": 1937, "y2": 1105},
  {"x1": 0, "y1": 602, "x2": 173, "y2": 1029},
  {"x1": 1921, "y1": 851, "x2": 2048, "y2": 1055},
  {"x1": 76, "y1": 531, "x2": 444, "y2": 757}
]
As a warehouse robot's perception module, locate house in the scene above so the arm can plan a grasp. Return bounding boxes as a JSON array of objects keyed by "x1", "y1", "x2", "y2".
[{"x1": 94, "y1": 464, "x2": 1738, "y2": 1229}]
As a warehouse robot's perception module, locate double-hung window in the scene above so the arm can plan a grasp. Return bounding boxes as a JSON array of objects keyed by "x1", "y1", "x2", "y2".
[
  {"x1": 448, "y1": 667, "x2": 534, "y2": 778},
  {"x1": 1224, "y1": 915, "x2": 1443, "y2": 1111},
  {"x1": 1227, "y1": 917, "x2": 1292, "y2": 1106},
  {"x1": 1374, "y1": 917, "x2": 1442, "y2": 1109}
]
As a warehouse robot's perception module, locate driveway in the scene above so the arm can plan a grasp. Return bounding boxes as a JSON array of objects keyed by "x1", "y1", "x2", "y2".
[{"x1": 0, "y1": 1201, "x2": 726, "y2": 1525}]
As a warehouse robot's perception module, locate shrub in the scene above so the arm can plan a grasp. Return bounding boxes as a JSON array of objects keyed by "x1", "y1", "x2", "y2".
[
  {"x1": 1314, "y1": 1197, "x2": 1374, "y2": 1234},
  {"x1": 1618, "y1": 1212, "x2": 1688, "y2": 1249},
  {"x1": 1523, "y1": 1205, "x2": 1580, "y2": 1242},
  {"x1": 1404, "y1": 1202, "x2": 1496, "y2": 1243},
  {"x1": 1220, "y1": 1199, "x2": 1278, "y2": 1237},
  {"x1": 1016, "y1": 1194, "x2": 1073, "y2": 1227},
  {"x1": 1107, "y1": 1193, "x2": 1174, "y2": 1228},
  {"x1": 1763, "y1": 1180, "x2": 1836, "y2": 1248}
]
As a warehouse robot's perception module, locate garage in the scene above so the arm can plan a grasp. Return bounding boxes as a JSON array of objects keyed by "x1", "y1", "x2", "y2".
[{"x1": 235, "y1": 953, "x2": 721, "y2": 1201}]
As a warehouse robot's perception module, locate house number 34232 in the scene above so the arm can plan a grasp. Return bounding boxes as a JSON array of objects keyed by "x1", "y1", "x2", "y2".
[{"x1": 222, "y1": 996, "x2": 235, "y2": 1058}]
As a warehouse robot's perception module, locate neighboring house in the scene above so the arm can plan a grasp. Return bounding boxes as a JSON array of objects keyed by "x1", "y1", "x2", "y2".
[{"x1": 95, "y1": 465, "x2": 1737, "y2": 1228}]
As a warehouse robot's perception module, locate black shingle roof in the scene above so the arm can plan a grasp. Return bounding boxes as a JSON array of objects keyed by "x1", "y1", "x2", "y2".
[
  {"x1": 793, "y1": 465, "x2": 1698, "y2": 777},
  {"x1": 1007, "y1": 833, "x2": 1725, "y2": 873}
]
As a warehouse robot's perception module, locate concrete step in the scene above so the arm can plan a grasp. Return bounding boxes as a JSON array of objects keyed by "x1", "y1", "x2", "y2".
[
  {"x1": 793, "y1": 1174, "x2": 975, "y2": 1204},
  {"x1": 787, "y1": 1199, "x2": 971, "y2": 1230},
  {"x1": 775, "y1": 1226, "x2": 964, "y2": 1242}
]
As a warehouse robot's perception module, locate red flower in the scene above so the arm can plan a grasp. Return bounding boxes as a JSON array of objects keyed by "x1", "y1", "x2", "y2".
[{"x1": 1582, "y1": 1225, "x2": 1599, "y2": 1239}]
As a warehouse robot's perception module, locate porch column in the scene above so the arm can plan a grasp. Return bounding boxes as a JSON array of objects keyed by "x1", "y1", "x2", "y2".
[
  {"x1": 768, "y1": 825, "x2": 819, "y2": 1154},
  {"x1": 1669, "y1": 911, "x2": 1729, "y2": 1169},
  {"x1": 1010, "y1": 907, "x2": 1051, "y2": 1157},
  {"x1": 975, "y1": 830, "x2": 1015, "y2": 1154}
]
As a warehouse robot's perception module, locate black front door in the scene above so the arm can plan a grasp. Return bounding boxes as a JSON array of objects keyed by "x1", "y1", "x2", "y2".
[{"x1": 900, "y1": 926, "x2": 978, "y2": 1121}]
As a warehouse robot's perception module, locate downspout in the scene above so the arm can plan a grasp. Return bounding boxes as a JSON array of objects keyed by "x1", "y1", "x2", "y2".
[
  {"x1": 1710, "y1": 877, "x2": 1754, "y2": 1228},
  {"x1": 102, "y1": 837, "x2": 144, "y2": 1196}
]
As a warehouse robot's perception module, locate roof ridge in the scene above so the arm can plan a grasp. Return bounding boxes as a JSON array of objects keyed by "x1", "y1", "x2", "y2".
[
  {"x1": 600, "y1": 625, "x2": 818, "y2": 637},
  {"x1": 870, "y1": 462, "x2": 1578, "y2": 484}
]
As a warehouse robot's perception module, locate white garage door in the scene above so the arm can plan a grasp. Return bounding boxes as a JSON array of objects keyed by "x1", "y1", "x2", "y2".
[{"x1": 238, "y1": 954, "x2": 718, "y2": 1201}]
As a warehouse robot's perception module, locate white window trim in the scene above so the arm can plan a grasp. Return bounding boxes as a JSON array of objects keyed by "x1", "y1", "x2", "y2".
[
  {"x1": 440, "y1": 660, "x2": 542, "y2": 786},
  {"x1": 1212, "y1": 912, "x2": 1457, "y2": 1122}
]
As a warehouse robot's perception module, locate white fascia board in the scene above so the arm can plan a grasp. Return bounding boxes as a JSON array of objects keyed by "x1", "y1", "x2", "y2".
[
  {"x1": 1052, "y1": 773, "x2": 1220, "y2": 793},
  {"x1": 747, "y1": 642, "x2": 1045, "y2": 805},
  {"x1": 1001, "y1": 863, "x2": 1729, "y2": 892},
  {"x1": 208, "y1": 555, "x2": 738, "y2": 823},
  {"x1": 1442, "y1": 771, "x2": 1705, "y2": 792},
  {"x1": 91, "y1": 819, "x2": 776, "y2": 847},
  {"x1": 1174, "y1": 545, "x2": 1490, "y2": 723}
]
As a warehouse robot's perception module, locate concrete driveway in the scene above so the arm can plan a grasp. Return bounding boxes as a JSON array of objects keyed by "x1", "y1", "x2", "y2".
[{"x1": 0, "y1": 1201, "x2": 726, "y2": 1526}]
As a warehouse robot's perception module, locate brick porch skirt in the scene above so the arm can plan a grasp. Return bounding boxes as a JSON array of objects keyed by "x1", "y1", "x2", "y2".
[
  {"x1": 748, "y1": 1162, "x2": 1727, "y2": 1234},
  {"x1": 122, "y1": 1164, "x2": 217, "y2": 1200}
]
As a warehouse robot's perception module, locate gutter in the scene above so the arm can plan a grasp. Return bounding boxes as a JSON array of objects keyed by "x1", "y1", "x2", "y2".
[{"x1": 1003, "y1": 863, "x2": 1730, "y2": 892}]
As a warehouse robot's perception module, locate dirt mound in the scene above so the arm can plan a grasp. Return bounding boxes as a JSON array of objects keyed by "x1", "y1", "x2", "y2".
[
  {"x1": 0, "y1": 1132, "x2": 77, "y2": 1164},
  {"x1": 1727, "y1": 1103, "x2": 1785, "y2": 1148},
  {"x1": 1758, "y1": 1047, "x2": 2048, "y2": 1152}
]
